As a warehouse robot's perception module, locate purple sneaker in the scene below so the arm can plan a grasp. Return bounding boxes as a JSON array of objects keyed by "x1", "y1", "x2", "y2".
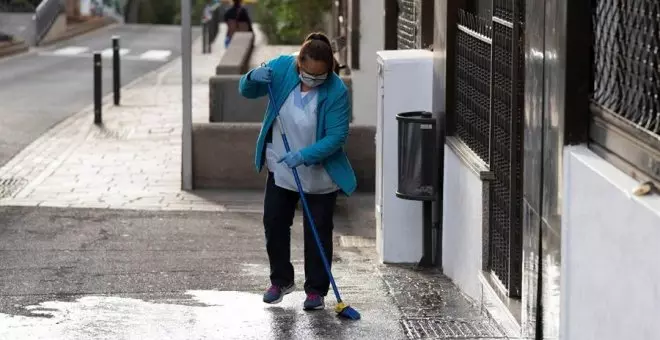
[
  {"x1": 262, "y1": 283, "x2": 295, "y2": 304},
  {"x1": 303, "y1": 293, "x2": 325, "y2": 310}
]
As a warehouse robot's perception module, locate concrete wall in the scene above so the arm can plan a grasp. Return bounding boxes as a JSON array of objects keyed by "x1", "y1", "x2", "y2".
[
  {"x1": 209, "y1": 75, "x2": 353, "y2": 123},
  {"x1": 193, "y1": 123, "x2": 375, "y2": 192},
  {"x1": 560, "y1": 145, "x2": 660, "y2": 340},
  {"x1": 193, "y1": 123, "x2": 266, "y2": 190},
  {"x1": 216, "y1": 32, "x2": 254, "y2": 75},
  {"x1": 40, "y1": 14, "x2": 67, "y2": 44},
  {"x1": 209, "y1": 76, "x2": 268, "y2": 122},
  {"x1": 349, "y1": 0, "x2": 384, "y2": 126},
  {"x1": 0, "y1": 13, "x2": 35, "y2": 45},
  {"x1": 442, "y1": 145, "x2": 484, "y2": 302}
]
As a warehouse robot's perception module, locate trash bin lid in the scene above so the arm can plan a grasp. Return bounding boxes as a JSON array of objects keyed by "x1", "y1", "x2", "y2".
[{"x1": 396, "y1": 111, "x2": 436, "y2": 123}]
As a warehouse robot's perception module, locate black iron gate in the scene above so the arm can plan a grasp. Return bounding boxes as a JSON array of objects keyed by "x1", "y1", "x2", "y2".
[
  {"x1": 489, "y1": 0, "x2": 524, "y2": 298},
  {"x1": 452, "y1": 0, "x2": 525, "y2": 298}
]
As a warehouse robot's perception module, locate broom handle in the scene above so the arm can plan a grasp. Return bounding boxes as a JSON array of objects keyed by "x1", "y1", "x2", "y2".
[{"x1": 268, "y1": 85, "x2": 342, "y2": 303}]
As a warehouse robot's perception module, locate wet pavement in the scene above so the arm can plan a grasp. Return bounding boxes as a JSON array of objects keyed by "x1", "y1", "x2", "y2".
[{"x1": 0, "y1": 203, "x2": 507, "y2": 339}]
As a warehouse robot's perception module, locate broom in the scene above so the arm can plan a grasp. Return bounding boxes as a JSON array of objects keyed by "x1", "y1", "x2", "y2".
[{"x1": 267, "y1": 84, "x2": 361, "y2": 320}]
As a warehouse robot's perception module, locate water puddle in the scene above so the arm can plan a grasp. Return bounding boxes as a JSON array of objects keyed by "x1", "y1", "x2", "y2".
[{"x1": 0, "y1": 291, "x2": 356, "y2": 340}]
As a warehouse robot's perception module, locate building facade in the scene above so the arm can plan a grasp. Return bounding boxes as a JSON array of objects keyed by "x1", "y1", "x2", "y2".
[{"x1": 335, "y1": 0, "x2": 660, "y2": 338}]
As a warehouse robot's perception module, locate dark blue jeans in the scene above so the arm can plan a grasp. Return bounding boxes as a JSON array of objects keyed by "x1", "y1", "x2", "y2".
[{"x1": 263, "y1": 172, "x2": 337, "y2": 296}]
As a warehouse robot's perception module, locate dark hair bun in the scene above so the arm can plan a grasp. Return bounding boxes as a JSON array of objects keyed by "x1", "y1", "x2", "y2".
[
  {"x1": 305, "y1": 32, "x2": 332, "y2": 48},
  {"x1": 300, "y1": 32, "x2": 340, "y2": 74}
]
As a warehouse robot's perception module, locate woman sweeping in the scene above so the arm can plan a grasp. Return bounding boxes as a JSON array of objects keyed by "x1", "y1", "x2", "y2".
[{"x1": 238, "y1": 32, "x2": 356, "y2": 311}]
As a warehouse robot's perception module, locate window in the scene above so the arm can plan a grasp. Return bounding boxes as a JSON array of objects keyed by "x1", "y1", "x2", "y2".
[{"x1": 589, "y1": 0, "x2": 660, "y2": 188}]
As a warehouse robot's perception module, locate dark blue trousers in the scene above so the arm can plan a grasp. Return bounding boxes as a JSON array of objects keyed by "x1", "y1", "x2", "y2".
[{"x1": 263, "y1": 172, "x2": 337, "y2": 296}]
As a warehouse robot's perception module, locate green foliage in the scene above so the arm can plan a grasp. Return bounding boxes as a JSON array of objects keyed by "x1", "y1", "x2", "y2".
[
  {"x1": 256, "y1": 0, "x2": 331, "y2": 45},
  {"x1": 5, "y1": 0, "x2": 38, "y2": 11}
]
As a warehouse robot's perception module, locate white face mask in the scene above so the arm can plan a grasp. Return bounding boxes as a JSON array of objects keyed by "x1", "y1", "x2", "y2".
[{"x1": 299, "y1": 70, "x2": 327, "y2": 88}]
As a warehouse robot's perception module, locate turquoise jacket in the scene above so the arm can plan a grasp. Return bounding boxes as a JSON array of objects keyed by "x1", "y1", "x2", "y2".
[{"x1": 238, "y1": 55, "x2": 357, "y2": 195}]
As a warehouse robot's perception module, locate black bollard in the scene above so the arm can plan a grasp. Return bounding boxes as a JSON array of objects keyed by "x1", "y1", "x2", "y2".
[
  {"x1": 202, "y1": 22, "x2": 209, "y2": 54},
  {"x1": 112, "y1": 36, "x2": 120, "y2": 106},
  {"x1": 94, "y1": 52, "x2": 102, "y2": 125}
]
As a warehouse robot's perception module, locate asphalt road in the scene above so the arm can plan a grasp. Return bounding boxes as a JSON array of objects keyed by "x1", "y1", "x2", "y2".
[
  {"x1": 0, "y1": 206, "x2": 405, "y2": 340},
  {"x1": 0, "y1": 24, "x2": 200, "y2": 167}
]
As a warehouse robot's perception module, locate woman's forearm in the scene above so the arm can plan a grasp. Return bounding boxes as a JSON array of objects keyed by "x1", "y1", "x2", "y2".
[
  {"x1": 299, "y1": 133, "x2": 346, "y2": 165},
  {"x1": 238, "y1": 69, "x2": 268, "y2": 98},
  {"x1": 299, "y1": 103, "x2": 350, "y2": 165}
]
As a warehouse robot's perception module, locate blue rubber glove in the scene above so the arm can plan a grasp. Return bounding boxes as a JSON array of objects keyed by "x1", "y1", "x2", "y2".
[
  {"x1": 249, "y1": 66, "x2": 272, "y2": 83},
  {"x1": 278, "y1": 151, "x2": 304, "y2": 168},
  {"x1": 224, "y1": 36, "x2": 230, "y2": 48}
]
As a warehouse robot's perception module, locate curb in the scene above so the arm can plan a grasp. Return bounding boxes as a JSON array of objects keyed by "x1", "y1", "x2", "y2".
[
  {"x1": 39, "y1": 17, "x2": 116, "y2": 47},
  {"x1": 0, "y1": 40, "x2": 30, "y2": 59}
]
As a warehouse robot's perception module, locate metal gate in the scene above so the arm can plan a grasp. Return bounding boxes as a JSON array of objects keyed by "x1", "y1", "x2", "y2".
[
  {"x1": 397, "y1": 0, "x2": 418, "y2": 49},
  {"x1": 453, "y1": 0, "x2": 525, "y2": 298}
]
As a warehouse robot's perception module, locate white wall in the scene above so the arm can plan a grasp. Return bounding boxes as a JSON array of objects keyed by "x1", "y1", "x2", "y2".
[
  {"x1": 442, "y1": 146, "x2": 484, "y2": 301},
  {"x1": 350, "y1": 0, "x2": 384, "y2": 126},
  {"x1": 79, "y1": 0, "x2": 91, "y2": 16},
  {"x1": 561, "y1": 145, "x2": 660, "y2": 340}
]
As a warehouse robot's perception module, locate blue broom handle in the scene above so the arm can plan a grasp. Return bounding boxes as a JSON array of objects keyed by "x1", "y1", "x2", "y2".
[{"x1": 268, "y1": 85, "x2": 342, "y2": 303}]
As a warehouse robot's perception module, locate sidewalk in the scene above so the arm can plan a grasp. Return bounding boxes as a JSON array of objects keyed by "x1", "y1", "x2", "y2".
[
  {"x1": 0, "y1": 25, "x2": 298, "y2": 212},
  {"x1": 0, "y1": 28, "x2": 510, "y2": 339},
  {"x1": 0, "y1": 29, "x2": 226, "y2": 211}
]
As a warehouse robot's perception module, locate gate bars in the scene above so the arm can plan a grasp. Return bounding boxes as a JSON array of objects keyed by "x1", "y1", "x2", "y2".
[{"x1": 452, "y1": 0, "x2": 525, "y2": 297}]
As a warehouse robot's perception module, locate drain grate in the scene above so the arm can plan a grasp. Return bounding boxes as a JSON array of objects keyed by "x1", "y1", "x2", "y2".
[
  {"x1": 402, "y1": 318, "x2": 506, "y2": 339},
  {"x1": 0, "y1": 177, "x2": 27, "y2": 199}
]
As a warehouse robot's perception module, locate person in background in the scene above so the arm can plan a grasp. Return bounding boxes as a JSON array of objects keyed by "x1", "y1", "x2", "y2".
[
  {"x1": 202, "y1": 0, "x2": 214, "y2": 23},
  {"x1": 238, "y1": 33, "x2": 356, "y2": 311},
  {"x1": 223, "y1": 0, "x2": 253, "y2": 48},
  {"x1": 201, "y1": 0, "x2": 215, "y2": 53}
]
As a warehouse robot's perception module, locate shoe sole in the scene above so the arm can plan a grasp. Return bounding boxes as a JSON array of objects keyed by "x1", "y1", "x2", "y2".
[
  {"x1": 303, "y1": 302, "x2": 325, "y2": 311},
  {"x1": 263, "y1": 284, "x2": 295, "y2": 304}
]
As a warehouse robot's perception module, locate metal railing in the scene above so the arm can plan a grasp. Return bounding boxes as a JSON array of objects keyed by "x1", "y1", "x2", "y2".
[{"x1": 33, "y1": 0, "x2": 63, "y2": 43}]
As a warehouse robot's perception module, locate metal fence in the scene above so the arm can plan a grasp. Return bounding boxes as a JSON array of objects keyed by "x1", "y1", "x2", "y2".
[
  {"x1": 488, "y1": 0, "x2": 524, "y2": 298},
  {"x1": 452, "y1": 0, "x2": 525, "y2": 298},
  {"x1": 455, "y1": 10, "x2": 491, "y2": 163},
  {"x1": 590, "y1": 0, "x2": 660, "y2": 186}
]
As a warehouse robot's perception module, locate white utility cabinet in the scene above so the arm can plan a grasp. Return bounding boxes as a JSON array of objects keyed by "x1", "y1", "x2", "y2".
[{"x1": 375, "y1": 49, "x2": 435, "y2": 263}]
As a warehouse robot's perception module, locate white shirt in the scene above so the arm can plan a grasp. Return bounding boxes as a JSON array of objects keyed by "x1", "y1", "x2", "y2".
[
  {"x1": 202, "y1": 5, "x2": 213, "y2": 22},
  {"x1": 266, "y1": 86, "x2": 338, "y2": 194}
]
